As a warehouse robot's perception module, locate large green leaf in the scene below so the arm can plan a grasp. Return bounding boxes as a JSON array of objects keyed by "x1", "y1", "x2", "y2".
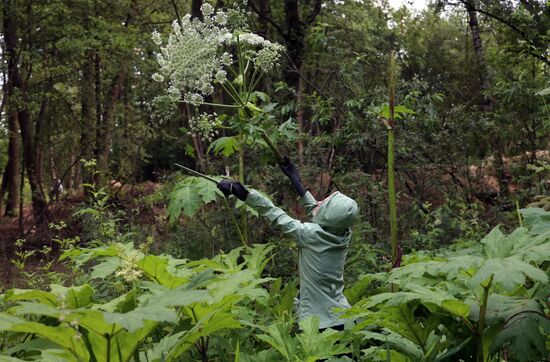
[
  {"x1": 367, "y1": 284, "x2": 470, "y2": 318},
  {"x1": 138, "y1": 255, "x2": 189, "y2": 287},
  {"x1": 0, "y1": 313, "x2": 89, "y2": 360},
  {"x1": 490, "y1": 300, "x2": 550, "y2": 361},
  {"x1": 90, "y1": 256, "x2": 120, "y2": 279},
  {"x1": 521, "y1": 207, "x2": 550, "y2": 234},
  {"x1": 50, "y1": 284, "x2": 94, "y2": 309},
  {"x1": 167, "y1": 176, "x2": 223, "y2": 221},
  {"x1": 163, "y1": 305, "x2": 242, "y2": 361},
  {"x1": 208, "y1": 136, "x2": 240, "y2": 157},
  {"x1": 469, "y1": 258, "x2": 547, "y2": 292},
  {"x1": 379, "y1": 104, "x2": 416, "y2": 120},
  {"x1": 297, "y1": 317, "x2": 351, "y2": 360},
  {"x1": 256, "y1": 320, "x2": 298, "y2": 360},
  {"x1": 196, "y1": 177, "x2": 223, "y2": 203},
  {"x1": 360, "y1": 330, "x2": 423, "y2": 361},
  {"x1": 3, "y1": 289, "x2": 58, "y2": 306},
  {"x1": 167, "y1": 180, "x2": 203, "y2": 220}
]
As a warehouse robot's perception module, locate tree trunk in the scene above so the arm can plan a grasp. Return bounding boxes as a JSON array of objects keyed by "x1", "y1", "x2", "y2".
[
  {"x1": 4, "y1": 113, "x2": 19, "y2": 217},
  {"x1": 191, "y1": 0, "x2": 203, "y2": 19},
  {"x1": 465, "y1": 1, "x2": 510, "y2": 198},
  {"x1": 283, "y1": 0, "x2": 322, "y2": 167},
  {"x1": 465, "y1": 0, "x2": 492, "y2": 112},
  {"x1": 96, "y1": 70, "x2": 125, "y2": 186},
  {"x1": 2, "y1": 0, "x2": 20, "y2": 217},
  {"x1": 256, "y1": 0, "x2": 272, "y2": 38},
  {"x1": 81, "y1": 48, "x2": 97, "y2": 188},
  {"x1": 3, "y1": 0, "x2": 47, "y2": 222}
]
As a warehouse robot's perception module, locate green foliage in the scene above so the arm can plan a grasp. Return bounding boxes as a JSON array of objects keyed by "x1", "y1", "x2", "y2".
[
  {"x1": 167, "y1": 176, "x2": 224, "y2": 222},
  {"x1": 0, "y1": 243, "x2": 276, "y2": 361},
  {"x1": 343, "y1": 208, "x2": 550, "y2": 361}
]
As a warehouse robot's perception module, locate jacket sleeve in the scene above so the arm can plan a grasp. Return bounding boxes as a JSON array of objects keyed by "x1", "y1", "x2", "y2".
[
  {"x1": 245, "y1": 190, "x2": 306, "y2": 246},
  {"x1": 300, "y1": 191, "x2": 318, "y2": 217}
]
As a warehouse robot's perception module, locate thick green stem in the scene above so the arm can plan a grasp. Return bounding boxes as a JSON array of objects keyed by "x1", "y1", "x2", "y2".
[
  {"x1": 387, "y1": 54, "x2": 398, "y2": 269},
  {"x1": 239, "y1": 145, "x2": 248, "y2": 243},
  {"x1": 477, "y1": 274, "x2": 494, "y2": 362},
  {"x1": 515, "y1": 200, "x2": 523, "y2": 227},
  {"x1": 222, "y1": 197, "x2": 247, "y2": 247},
  {"x1": 221, "y1": 82, "x2": 244, "y2": 106},
  {"x1": 388, "y1": 129, "x2": 397, "y2": 262}
]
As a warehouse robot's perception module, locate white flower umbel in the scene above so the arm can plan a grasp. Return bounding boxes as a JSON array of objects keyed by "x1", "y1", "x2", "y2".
[
  {"x1": 153, "y1": 5, "x2": 233, "y2": 106},
  {"x1": 188, "y1": 112, "x2": 222, "y2": 141},
  {"x1": 152, "y1": 5, "x2": 284, "y2": 107}
]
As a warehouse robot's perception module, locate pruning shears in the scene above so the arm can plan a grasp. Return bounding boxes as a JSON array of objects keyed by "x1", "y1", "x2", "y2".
[
  {"x1": 174, "y1": 163, "x2": 219, "y2": 183},
  {"x1": 175, "y1": 131, "x2": 286, "y2": 181}
]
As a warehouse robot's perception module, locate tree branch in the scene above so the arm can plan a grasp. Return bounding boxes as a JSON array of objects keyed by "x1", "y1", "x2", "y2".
[
  {"x1": 247, "y1": 0, "x2": 287, "y2": 38},
  {"x1": 305, "y1": 0, "x2": 322, "y2": 25},
  {"x1": 457, "y1": 0, "x2": 549, "y2": 65}
]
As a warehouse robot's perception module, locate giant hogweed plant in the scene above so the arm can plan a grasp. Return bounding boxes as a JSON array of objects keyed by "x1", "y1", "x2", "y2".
[
  {"x1": 342, "y1": 207, "x2": 550, "y2": 362},
  {"x1": 0, "y1": 243, "x2": 282, "y2": 362},
  {"x1": 152, "y1": 4, "x2": 286, "y2": 243}
]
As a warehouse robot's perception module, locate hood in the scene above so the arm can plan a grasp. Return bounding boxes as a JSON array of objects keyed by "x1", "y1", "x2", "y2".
[{"x1": 312, "y1": 191, "x2": 359, "y2": 235}]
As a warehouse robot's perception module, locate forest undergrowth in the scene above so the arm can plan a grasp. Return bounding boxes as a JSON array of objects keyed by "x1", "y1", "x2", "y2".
[{"x1": 0, "y1": 175, "x2": 548, "y2": 361}]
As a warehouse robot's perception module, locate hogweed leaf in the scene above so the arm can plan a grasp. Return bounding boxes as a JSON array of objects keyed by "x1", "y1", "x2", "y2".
[
  {"x1": 138, "y1": 255, "x2": 189, "y2": 287},
  {"x1": 469, "y1": 258, "x2": 547, "y2": 292},
  {"x1": 490, "y1": 303, "x2": 550, "y2": 361},
  {"x1": 208, "y1": 136, "x2": 240, "y2": 157},
  {"x1": 167, "y1": 180, "x2": 203, "y2": 220}
]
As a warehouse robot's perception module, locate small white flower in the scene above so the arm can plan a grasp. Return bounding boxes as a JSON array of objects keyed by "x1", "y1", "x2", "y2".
[
  {"x1": 239, "y1": 33, "x2": 266, "y2": 46},
  {"x1": 152, "y1": 73, "x2": 164, "y2": 82},
  {"x1": 201, "y1": 3, "x2": 215, "y2": 17},
  {"x1": 215, "y1": 70, "x2": 227, "y2": 83},
  {"x1": 214, "y1": 11, "x2": 227, "y2": 26},
  {"x1": 152, "y1": 30, "x2": 162, "y2": 45},
  {"x1": 188, "y1": 112, "x2": 223, "y2": 141}
]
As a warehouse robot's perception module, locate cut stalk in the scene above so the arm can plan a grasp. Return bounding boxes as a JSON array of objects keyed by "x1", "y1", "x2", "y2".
[
  {"x1": 222, "y1": 197, "x2": 247, "y2": 247},
  {"x1": 476, "y1": 274, "x2": 494, "y2": 362},
  {"x1": 387, "y1": 54, "x2": 398, "y2": 270},
  {"x1": 260, "y1": 130, "x2": 284, "y2": 163},
  {"x1": 237, "y1": 122, "x2": 248, "y2": 244}
]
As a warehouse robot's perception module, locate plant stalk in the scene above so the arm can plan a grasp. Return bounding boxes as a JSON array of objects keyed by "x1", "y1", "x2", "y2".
[
  {"x1": 387, "y1": 54, "x2": 398, "y2": 270},
  {"x1": 222, "y1": 197, "x2": 247, "y2": 247},
  {"x1": 238, "y1": 126, "x2": 248, "y2": 244},
  {"x1": 476, "y1": 274, "x2": 494, "y2": 362}
]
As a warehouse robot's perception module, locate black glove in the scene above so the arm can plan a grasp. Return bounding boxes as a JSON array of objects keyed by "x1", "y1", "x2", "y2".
[
  {"x1": 279, "y1": 156, "x2": 306, "y2": 197},
  {"x1": 217, "y1": 180, "x2": 249, "y2": 201}
]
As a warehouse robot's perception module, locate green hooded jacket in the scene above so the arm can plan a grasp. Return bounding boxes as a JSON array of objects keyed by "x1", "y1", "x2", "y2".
[{"x1": 246, "y1": 190, "x2": 359, "y2": 329}]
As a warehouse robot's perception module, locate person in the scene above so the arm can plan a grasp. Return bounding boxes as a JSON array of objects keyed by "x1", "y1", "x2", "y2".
[
  {"x1": 49, "y1": 178, "x2": 64, "y2": 202},
  {"x1": 217, "y1": 157, "x2": 359, "y2": 330}
]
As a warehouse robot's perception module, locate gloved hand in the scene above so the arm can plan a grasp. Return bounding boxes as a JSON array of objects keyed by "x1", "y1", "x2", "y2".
[
  {"x1": 217, "y1": 180, "x2": 249, "y2": 201},
  {"x1": 279, "y1": 156, "x2": 306, "y2": 196}
]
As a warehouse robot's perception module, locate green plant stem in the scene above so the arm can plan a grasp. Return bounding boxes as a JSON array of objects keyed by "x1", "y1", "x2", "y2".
[
  {"x1": 222, "y1": 75, "x2": 244, "y2": 104},
  {"x1": 476, "y1": 274, "x2": 494, "y2": 362},
  {"x1": 249, "y1": 73, "x2": 264, "y2": 99},
  {"x1": 243, "y1": 59, "x2": 250, "y2": 91},
  {"x1": 387, "y1": 54, "x2": 398, "y2": 271},
  {"x1": 222, "y1": 197, "x2": 247, "y2": 247},
  {"x1": 259, "y1": 130, "x2": 283, "y2": 163},
  {"x1": 198, "y1": 102, "x2": 242, "y2": 109},
  {"x1": 238, "y1": 132, "x2": 248, "y2": 244},
  {"x1": 515, "y1": 200, "x2": 523, "y2": 227},
  {"x1": 237, "y1": 37, "x2": 244, "y2": 94},
  {"x1": 221, "y1": 83, "x2": 244, "y2": 106},
  {"x1": 245, "y1": 67, "x2": 260, "y2": 104}
]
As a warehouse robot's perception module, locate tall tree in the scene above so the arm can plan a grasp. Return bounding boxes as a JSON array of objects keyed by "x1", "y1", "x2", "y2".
[
  {"x1": 248, "y1": 0, "x2": 322, "y2": 165},
  {"x1": 3, "y1": 0, "x2": 47, "y2": 222}
]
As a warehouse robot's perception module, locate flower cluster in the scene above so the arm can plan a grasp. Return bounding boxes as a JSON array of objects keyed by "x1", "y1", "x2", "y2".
[
  {"x1": 152, "y1": 4, "x2": 284, "y2": 106},
  {"x1": 152, "y1": 4, "x2": 233, "y2": 106},
  {"x1": 115, "y1": 246, "x2": 143, "y2": 283},
  {"x1": 188, "y1": 112, "x2": 222, "y2": 141}
]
